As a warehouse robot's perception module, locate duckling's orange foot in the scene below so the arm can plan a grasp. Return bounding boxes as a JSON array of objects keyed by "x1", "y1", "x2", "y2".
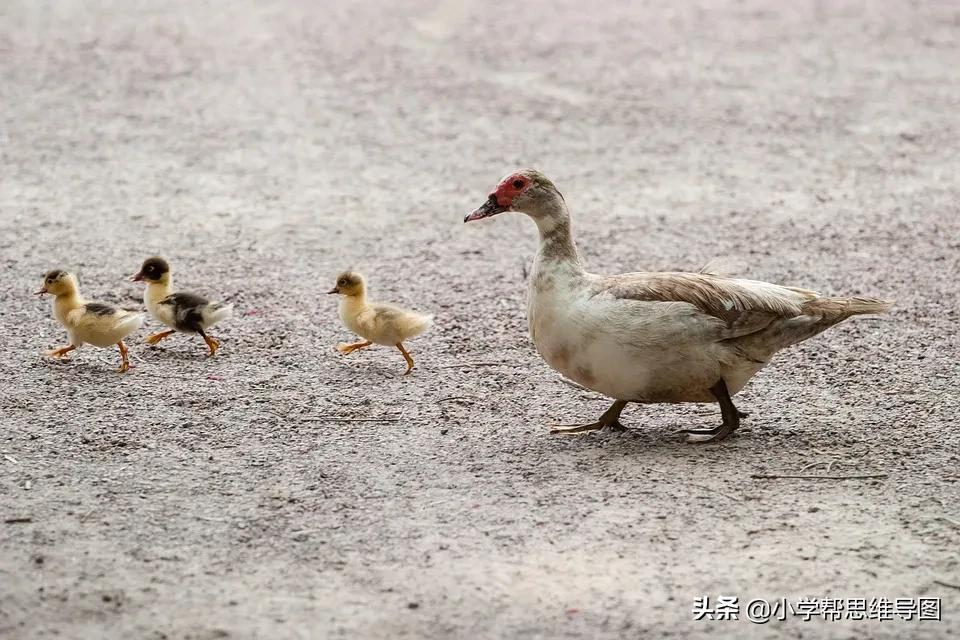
[
  {"x1": 396, "y1": 343, "x2": 415, "y2": 376},
  {"x1": 337, "y1": 340, "x2": 373, "y2": 355},
  {"x1": 203, "y1": 336, "x2": 221, "y2": 357},
  {"x1": 45, "y1": 346, "x2": 76, "y2": 359},
  {"x1": 116, "y1": 341, "x2": 131, "y2": 373},
  {"x1": 145, "y1": 330, "x2": 175, "y2": 345}
]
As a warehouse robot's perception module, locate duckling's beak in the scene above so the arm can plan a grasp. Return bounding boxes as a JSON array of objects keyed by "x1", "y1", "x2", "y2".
[
  {"x1": 327, "y1": 287, "x2": 339, "y2": 294},
  {"x1": 130, "y1": 272, "x2": 144, "y2": 282},
  {"x1": 34, "y1": 287, "x2": 48, "y2": 296},
  {"x1": 464, "y1": 194, "x2": 508, "y2": 222}
]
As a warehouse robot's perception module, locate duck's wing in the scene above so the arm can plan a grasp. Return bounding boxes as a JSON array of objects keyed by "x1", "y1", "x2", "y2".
[
  {"x1": 588, "y1": 270, "x2": 890, "y2": 363},
  {"x1": 161, "y1": 292, "x2": 210, "y2": 308},
  {"x1": 369, "y1": 302, "x2": 432, "y2": 341},
  {"x1": 68, "y1": 301, "x2": 143, "y2": 337},
  {"x1": 591, "y1": 271, "x2": 820, "y2": 338},
  {"x1": 69, "y1": 301, "x2": 137, "y2": 323},
  {"x1": 160, "y1": 292, "x2": 210, "y2": 332},
  {"x1": 83, "y1": 302, "x2": 120, "y2": 316}
]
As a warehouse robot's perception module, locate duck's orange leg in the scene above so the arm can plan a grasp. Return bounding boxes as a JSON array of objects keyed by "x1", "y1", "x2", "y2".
[
  {"x1": 145, "y1": 330, "x2": 175, "y2": 345},
  {"x1": 199, "y1": 330, "x2": 220, "y2": 357},
  {"x1": 396, "y1": 342, "x2": 415, "y2": 375},
  {"x1": 45, "y1": 345, "x2": 77, "y2": 359},
  {"x1": 336, "y1": 340, "x2": 372, "y2": 355},
  {"x1": 117, "y1": 341, "x2": 131, "y2": 373}
]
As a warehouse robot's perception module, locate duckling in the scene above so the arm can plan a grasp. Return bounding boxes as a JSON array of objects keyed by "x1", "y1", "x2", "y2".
[
  {"x1": 131, "y1": 257, "x2": 233, "y2": 356},
  {"x1": 328, "y1": 271, "x2": 432, "y2": 375},
  {"x1": 35, "y1": 270, "x2": 143, "y2": 373}
]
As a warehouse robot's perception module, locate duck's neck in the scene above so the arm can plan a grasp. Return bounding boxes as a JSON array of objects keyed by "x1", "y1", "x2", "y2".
[
  {"x1": 54, "y1": 290, "x2": 83, "y2": 321},
  {"x1": 145, "y1": 277, "x2": 173, "y2": 305},
  {"x1": 340, "y1": 292, "x2": 369, "y2": 315},
  {"x1": 532, "y1": 199, "x2": 582, "y2": 273}
]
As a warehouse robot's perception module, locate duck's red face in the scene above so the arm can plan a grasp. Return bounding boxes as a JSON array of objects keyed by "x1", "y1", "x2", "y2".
[{"x1": 464, "y1": 173, "x2": 532, "y2": 222}]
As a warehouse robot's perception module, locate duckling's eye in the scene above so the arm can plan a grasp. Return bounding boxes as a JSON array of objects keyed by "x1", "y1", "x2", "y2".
[
  {"x1": 338, "y1": 279, "x2": 347, "y2": 286},
  {"x1": 512, "y1": 179, "x2": 524, "y2": 189}
]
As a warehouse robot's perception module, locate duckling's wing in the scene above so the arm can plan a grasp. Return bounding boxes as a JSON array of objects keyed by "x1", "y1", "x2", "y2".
[
  {"x1": 160, "y1": 292, "x2": 232, "y2": 332},
  {"x1": 370, "y1": 303, "x2": 432, "y2": 341},
  {"x1": 71, "y1": 301, "x2": 136, "y2": 323},
  {"x1": 84, "y1": 302, "x2": 119, "y2": 316},
  {"x1": 68, "y1": 301, "x2": 143, "y2": 345},
  {"x1": 162, "y1": 292, "x2": 209, "y2": 308},
  {"x1": 160, "y1": 292, "x2": 208, "y2": 332}
]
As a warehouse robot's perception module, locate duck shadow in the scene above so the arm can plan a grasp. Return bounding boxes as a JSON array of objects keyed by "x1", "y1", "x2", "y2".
[{"x1": 539, "y1": 423, "x2": 765, "y2": 458}]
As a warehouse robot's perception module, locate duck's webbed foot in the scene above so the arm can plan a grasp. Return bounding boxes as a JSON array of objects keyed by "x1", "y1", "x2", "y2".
[
  {"x1": 684, "y1": 380, "x2": 742, "y2": 444},
  {"x1": 117, "y1": 340, "x2": 131, "y2": 373},
  {"x1": 396, "y1": 343, "x2": 415, "y2": 376},
  {"x1": 198, "y1": 329, "x2": 221, "y2": 357},
  {"x1": 145, "y1": 330, "x2": 175, "y2": 345},
  {"x1": 550, "y1": 400, "x2": 629, "y2": 435},
  {"x1": 336, "y1": 340, "x2": 372, "y2": 355},
  {"x1": 45, "y1": 345, "x2": 77, "y2": 359},
  {"x1": 683, "y1": 423, "x2": 734, "y2": 441}
]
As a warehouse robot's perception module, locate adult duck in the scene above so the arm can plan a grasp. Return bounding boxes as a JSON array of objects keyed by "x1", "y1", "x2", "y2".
[{"x1": 464, "y1": 169, "x2": 892, "y2": 442}]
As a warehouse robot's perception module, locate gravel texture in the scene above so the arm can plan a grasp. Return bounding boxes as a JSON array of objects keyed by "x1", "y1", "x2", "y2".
[{"x1": 1, "y1": 1, "x2": 959, "y2": 638}]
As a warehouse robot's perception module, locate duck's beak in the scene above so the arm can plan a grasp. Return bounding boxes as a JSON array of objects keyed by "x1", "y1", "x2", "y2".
[
  {"x1": 464, "y1": 194, "x2": 508, "y2": 223},
  {"x1": 34, "y1": 287, "x2": 48, "y2": 296},
  {"x1": 327, "y1": 287, "x2": 339, "y2": 294},
  {"x1": 130, "y1": 272, "x2": 144, "y2": 282}
]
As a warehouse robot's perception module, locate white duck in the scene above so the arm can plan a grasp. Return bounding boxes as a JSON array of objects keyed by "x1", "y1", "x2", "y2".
[
  {"x1": 464, "y1": 169, "x2": 892, "y2": 442},
  {"x1": 36, "y1": 270, "x2": 144, "y2": 373}
]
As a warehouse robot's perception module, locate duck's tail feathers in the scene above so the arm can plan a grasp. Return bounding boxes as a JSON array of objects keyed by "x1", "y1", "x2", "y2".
[
  {"x1": 698, "y1": 256, "x2": 745, "y2": 278},
  {"x1": 116, "y1": 312, "x2": 145, "y2": 335},
  {"x1": 203, "y1": 303, "x2": 234, "y2": 328},
  {"x1": 802, "y1": 296, "x2": 894, "y2": 320},
  {"x1": 734, "y1": 296, "x2": 891, "y2": 360},
  {"x1": 405, "y1": 313, "x2": 433, "y2": 339}
]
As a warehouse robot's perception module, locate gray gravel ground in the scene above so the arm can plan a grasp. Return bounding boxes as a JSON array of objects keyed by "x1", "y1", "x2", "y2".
[{"x1": 2, "y1": 1, "x2": 959, "y2": 638}]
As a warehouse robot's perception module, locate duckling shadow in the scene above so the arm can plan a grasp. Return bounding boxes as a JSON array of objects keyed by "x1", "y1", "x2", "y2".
[
  {"x1": 140, "y1": 346, "x2": 214, "y2": 362},
  {"x1": 37, "y1": 357, "x2": 129, "y2": 379},
  {"x1": 333, "y1": 358, "x2": 415, "y2": 381}
]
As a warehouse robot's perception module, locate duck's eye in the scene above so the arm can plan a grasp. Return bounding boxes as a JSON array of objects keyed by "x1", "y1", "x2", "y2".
[
  {"x1": 512, "y1": 179, "x2": 524, "y2": 189},
  {"x1": 338, "y1": 279, "x2": 346, "y2": 286}
]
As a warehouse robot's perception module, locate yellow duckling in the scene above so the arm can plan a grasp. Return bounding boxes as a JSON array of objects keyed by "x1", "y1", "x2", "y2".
[
  {"x1": 35, "y1": 270, "x2": 144, "y2": 373},
  {"x1": 328, "y1": 271, "x2": 432, "y2": 375}
]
